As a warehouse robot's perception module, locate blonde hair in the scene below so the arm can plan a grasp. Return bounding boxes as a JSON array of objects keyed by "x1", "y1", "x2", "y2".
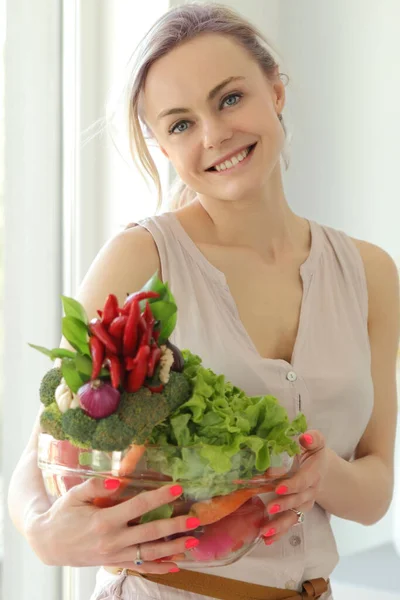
[{"x1": 121, "y1": 2, "x2": 290, "y2": 212}]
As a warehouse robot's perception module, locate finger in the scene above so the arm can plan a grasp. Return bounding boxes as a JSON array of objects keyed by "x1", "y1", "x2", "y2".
[
  {"x1": 266, "y1": 490, "x2": 314, "y2": 517},
  {"x1": 263, "y1": 500, "x2": 315, "y2": 544},
  {"x1": 299, "y1": 429, "x2": 325, "y2": 452},
  {"x1": 115, "y1": 513, "x2": 201, "y2": 552},
  {"x1": 273, "y1": 461, "x2": 320, "y2": 496},
  {"x1": 104, "y1": 561, "x2": 179, "y2": 575},
  {"x1": 67, "y1": 476, "x2": 126, "y2": 505},
  {"x1": 101, "y1": 532, "x2": 199, "y2": 563},
  {"x1": 105, "y1": 484, "x2": 184, "y2": 524}
]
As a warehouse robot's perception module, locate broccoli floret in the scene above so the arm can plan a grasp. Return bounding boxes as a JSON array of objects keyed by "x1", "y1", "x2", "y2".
[
  {"x1": 61, "y1": 407, "x2": 97, "y2": 449},
  {"x1": 40, "y1": 367, "x2": 63, "y2": 406},
  {"x1": 40, "y1": 402, "x2": 66, "y2": 440},
  {"x1": 91, "y1": 414, "x2": 134, "y2": 451},
  {"x1": 162, "y1": 371, "x2": 192, "y2": 412},
  {"x1": 118, "y1": 388, "x2": 171, "y2": 444}
]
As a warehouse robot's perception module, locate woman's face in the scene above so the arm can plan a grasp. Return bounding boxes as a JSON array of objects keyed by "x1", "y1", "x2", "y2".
[{"x1": 142, "y1": 33, "x2": 286, "y2": 203}]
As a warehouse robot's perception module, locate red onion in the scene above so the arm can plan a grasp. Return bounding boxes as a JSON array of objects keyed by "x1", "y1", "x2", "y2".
[{"x1": 78, "y1": 380, "x2": 121, "y2": 419}]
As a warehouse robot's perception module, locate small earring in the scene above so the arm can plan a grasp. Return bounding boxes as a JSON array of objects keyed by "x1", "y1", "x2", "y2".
[{"x1": 278, "y1": 114, "x2": 283, "y2": 121}]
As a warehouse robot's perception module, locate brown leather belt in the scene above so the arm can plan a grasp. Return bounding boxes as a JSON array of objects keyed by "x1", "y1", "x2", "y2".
[{"x1": 104, "y1": 566, "x2": 330, "y2": 599}]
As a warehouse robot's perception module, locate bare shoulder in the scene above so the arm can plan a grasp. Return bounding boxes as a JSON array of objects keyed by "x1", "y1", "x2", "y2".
[
  {"x1": 80, "y1": 224, "x2": 159, "y2": 300},
  {"x1": 350, "y1": 236, "x2": 399, "y2": 326},
  {"x1": 59, "y1": 223, "x2": 159, "y2": 351}
]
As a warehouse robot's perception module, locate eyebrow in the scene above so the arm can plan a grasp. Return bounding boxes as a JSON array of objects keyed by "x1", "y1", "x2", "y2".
[{"x1": 156, "y1": 76, "x2": 246, "y2": 121}]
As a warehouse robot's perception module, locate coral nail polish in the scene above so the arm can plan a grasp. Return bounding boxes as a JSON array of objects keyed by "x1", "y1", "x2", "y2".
[
  {"x1": 185, "y1": 538, "x2": 200, "y2": 549},
  {"x1": 268, "y1": 504, "x2": 280, "y2": 514},
  {"x1": 186, "y1": 517, "x2": 201, "y2": 529},
  {"x1": 263, "y1": 528, "x2": 276, "y2": 537},
  {"x1": 264, "y1": 539, "x2": 274, "y2": 546},
  {"x1": 303, "y1": 434, "x2": 314, "y2": 445},
  {"x1": 169, "y1": 567, "x2": 180, "y2": 573},
  {"x1": 276, "y1": 485, "x2": 288, "y2": 495},
  {"x1": 104, "y1": 479, "x2": 120, "y2": 490},
  {"x1": 170, "y1": 485, "x2": 183, "y2": 496}
]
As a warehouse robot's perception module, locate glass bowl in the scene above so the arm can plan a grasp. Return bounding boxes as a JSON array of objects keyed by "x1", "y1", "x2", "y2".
[{"x1": 38, "y1": 433, "x2": 299, "y2": 568}]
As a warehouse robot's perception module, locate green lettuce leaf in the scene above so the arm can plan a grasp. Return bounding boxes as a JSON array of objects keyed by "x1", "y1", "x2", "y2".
[{"x1": 147, "y1": 350, "x2": 308, "y2": 500}]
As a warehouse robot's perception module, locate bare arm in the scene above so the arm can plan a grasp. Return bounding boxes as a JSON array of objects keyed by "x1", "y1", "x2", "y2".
[
  {"x1": 8, "y1": 225, "x2": 160, "y2": 537},
  {"x1": 316, "y1": 243, "x2": 399, "y2": 525}
]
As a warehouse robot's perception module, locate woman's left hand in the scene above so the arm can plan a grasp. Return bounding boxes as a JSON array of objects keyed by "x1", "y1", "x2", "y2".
[{"x1": 262, "y1": 430, "x2": 328, "y2": 545}]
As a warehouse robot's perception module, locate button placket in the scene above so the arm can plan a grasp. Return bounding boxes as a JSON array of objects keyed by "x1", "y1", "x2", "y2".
[
  {"x1": 286, "y1": 370, "x2": 297, "y2": 382},
  {"x1": 289, "y1": 535, "x2": 302, "y2": 547}
]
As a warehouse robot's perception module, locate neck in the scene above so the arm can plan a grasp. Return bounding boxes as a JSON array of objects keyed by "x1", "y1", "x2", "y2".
[{"x1": 188, "y1": 167, "x2": 309, "y2": 265}]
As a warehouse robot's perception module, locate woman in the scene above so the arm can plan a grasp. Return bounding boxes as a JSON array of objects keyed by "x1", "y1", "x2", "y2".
[{"x1": 8, "y1": 3, "x2": 399, "y2": 600}]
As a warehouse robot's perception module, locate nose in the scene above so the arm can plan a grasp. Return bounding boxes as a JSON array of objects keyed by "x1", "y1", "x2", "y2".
[{"x1": 201, "y1": 115, "x2": 233, "y2": 149}]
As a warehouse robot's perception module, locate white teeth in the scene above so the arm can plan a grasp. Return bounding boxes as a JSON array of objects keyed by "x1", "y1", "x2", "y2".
[{"x1": 214, "y1": 146, "x2": 251, "y2": 172}]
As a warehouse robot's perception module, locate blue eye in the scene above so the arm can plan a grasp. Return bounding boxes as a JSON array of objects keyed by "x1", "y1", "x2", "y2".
[
  {"x1": 223, "y1": 93, "x2": 242, "y2": 107},
  {"x1": 168, "y1": 92, "x2": 243, "y2": 135},
  {"x1": 169, "y1": 121, "x2": 190, "y2": 135}
]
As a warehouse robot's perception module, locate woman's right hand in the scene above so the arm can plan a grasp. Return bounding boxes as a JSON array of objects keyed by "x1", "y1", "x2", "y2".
[{"x1": 26, "y1": 478, "x2": 200, "y2": 573}]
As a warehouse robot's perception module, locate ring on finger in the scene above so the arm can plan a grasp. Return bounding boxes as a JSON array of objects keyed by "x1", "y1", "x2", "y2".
[
  {"x1": 289, "y1": 508, "x2": 305, "y2": 526},
  {"x1": 133, "y1": 544, "x2": 144, "y2": 566}
]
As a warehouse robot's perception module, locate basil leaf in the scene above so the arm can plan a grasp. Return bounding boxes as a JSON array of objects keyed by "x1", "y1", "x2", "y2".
[
  {"x1": 140, "y1": 272, "x2": 165, "y2": 295},
  {"x1": 159, "y1": 283, "x2": 177, "y2": 341},
  {"x1": 61, "y1": 358, "x2": 85, "y2": 393},
  {"x1": 75, "y1": 354, "x2": 93, "y2": 376},
  {"x1": 28, "y1": 344, "x2": 76, "y2": 360},
  {"x1": 75, "y1": 354, "x2": 109, "y2": 379},
  {"x1": 149, "y1": 301, "x2": 177, "y2": 322},
  {"x1": 61, "y1": 295, "x2": 89, "y2": 326},
  {"x1": 62, "y1": 316, "x2": 90, "y2": 356},
  {"x1": 158, "y1": 313, "x2": 177, "y2": 344}
]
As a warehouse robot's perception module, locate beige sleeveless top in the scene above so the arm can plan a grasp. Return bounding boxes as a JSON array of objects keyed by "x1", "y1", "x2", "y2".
[{"x1": 137, "y1": 211, "x2": 374, "y2": 594}]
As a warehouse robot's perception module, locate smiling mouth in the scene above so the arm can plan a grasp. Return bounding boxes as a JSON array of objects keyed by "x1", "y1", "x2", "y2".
[{"x1": 206, "y1": 143, "x2": 257, "y2": 172}]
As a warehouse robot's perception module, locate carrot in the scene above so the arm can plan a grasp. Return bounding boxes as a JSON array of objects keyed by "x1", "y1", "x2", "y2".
[
  {"x1": 119, "y1": 444, "x2": 147, "y2": 477},
  {"x1": 189, "y1": 484, "x2": 274, "y2": 526},
  {"x1": 93, "y1": 445, "x2": 147, "y2": 509}
]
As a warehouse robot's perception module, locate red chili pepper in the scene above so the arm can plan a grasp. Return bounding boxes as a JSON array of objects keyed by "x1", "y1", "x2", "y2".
[
  {"x1": 102, "y1": 294, "x2": 119, "y2": 327},
  {"x1": 145, "y1": 383, "x2": 164, "y2": 393},
  {"x1": 138, "y1": 315, "x2": 146, "y2": 334},
  {"x1": 89, "y1": 319, "x2": 119, "y2": 355},
  {"x1": 147, "y1": 346, "x2": 162, "y2": 378},
  {"x1": 109, "y1": 315, "x2": 128, "y2": 339},
  {"x1": 89, "y1": 336, "x2": 105, "y2": 380},
  {"x1": 108, "y1": 355, "x2": 124, "y2": 389},
  {"x1": 140, "y1": 302, "x2": 155, "y2": 347},
  {"x1": 120, "y1": 291, "x2": 160, "y2": 316},
  {"x1": 123, "y1": 299, "x2": 140, "y2": 356},
  {"x1": 124, "y1": 356, "x2": 137, "y2": 371},
  {"x1": 126, "y1": 345, "x2": 150, "y2": 392}
]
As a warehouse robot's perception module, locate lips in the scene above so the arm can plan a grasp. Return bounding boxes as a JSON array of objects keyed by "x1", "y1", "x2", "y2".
[
  {"x1": 206, "y1": 143, "x2": 257, "y2": 172},
  {"x1": 206, "y1": 142, "x2": 257, "y2": 171}
]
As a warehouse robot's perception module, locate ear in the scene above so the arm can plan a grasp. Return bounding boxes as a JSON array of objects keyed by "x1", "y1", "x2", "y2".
[{"x1": 271, "y1": 66, "x2": 286, "y2": 115}]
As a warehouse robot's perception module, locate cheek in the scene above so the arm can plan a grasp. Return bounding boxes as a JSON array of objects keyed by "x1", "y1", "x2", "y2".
[{"x1": 173, "y1": 147, "x2": 200, "y2": 178}]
